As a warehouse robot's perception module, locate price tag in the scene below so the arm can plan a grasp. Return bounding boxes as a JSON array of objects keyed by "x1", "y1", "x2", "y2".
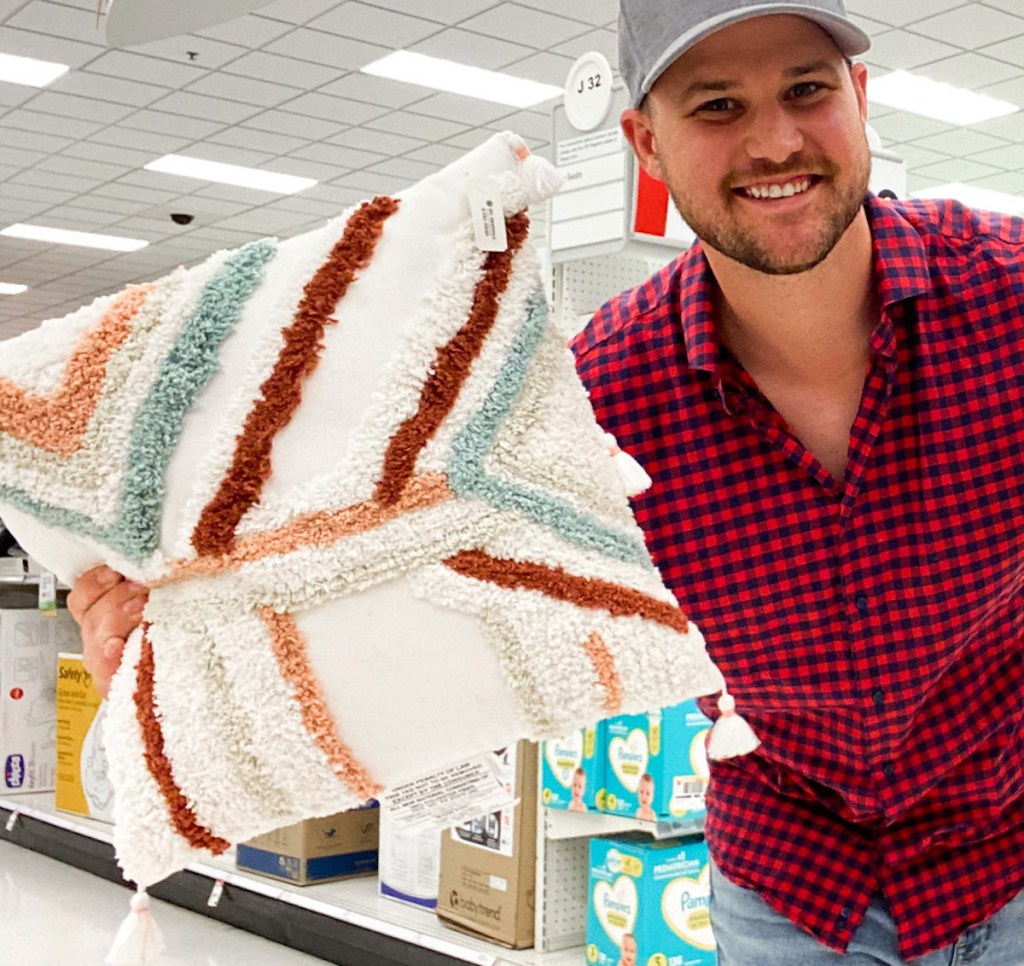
[
  {"x1": 467, "y1": 177, "x2": 508, "y2": 252},
  {"x1": 564, "y1": 51, "x2": 614, "y2": 132},
  {"x1": 38, "y1": 569, "x2": 56, "y2": 616}
]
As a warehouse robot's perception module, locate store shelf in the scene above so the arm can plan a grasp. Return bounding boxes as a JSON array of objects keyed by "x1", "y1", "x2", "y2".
[{"x1": 0, "y1": 792, "x2": 583, "y2": 966}]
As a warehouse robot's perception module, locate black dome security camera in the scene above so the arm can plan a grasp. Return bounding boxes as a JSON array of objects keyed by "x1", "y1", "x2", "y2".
[{"x1": 170, "y1": 212, "x2": 194, "y2": 225}]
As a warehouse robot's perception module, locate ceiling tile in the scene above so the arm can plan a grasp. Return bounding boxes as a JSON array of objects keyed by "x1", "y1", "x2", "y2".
[
  {"x1": 863, "y1": 28, "x2": 960, "y2": 70},
  {"x1": 918, "y1": 51, "x2": 1022, "y2": 89},
  {"x1": 845, "y1": 0, "x2": 962, "y2": 28},
  {"x1": 264, "y1": 27, "x2": 387, "y2": 70},
  {"x1": 87, "y1": 125, "x2": 191, "y2": 154},
  {"x1": 0, "y1": 106, "x2": 103, "y2": 138},
  {"x1": 83, "y1": 49, "x2": 206, "y2": 88},
  {"x1": 513, "y1": 0, "x2": 616, "y2": 27},
  {"x1": 912, "y1": 156, "x2": 1005, "y2": 183},
  {"x1": 0, "y1": 25, "x2": 102, "y2": 67},
  {"x1": 207, "y1": 124, "x2": 311, "y2": 157},
  {"x1": 288, "y1": 141, "x2": 387, "y2": 169},
  {"x1": 184, "y1": 72, "x2": 307, "y2": 108},
  {"x1": 7, "y1": 0, "x2": 104, "y2": 44},
  {"x1": 221, "y1": 50, "x2": 338, "y2": 89},
  {"x1": 363, "y1": 0, "x2": 498, "y2": 22},
  {"x1": 36, "y1": 154, "x2": 130, "y2": 182},
  {"x1": 317, "y1": 71, "x2": 430, "y2": 108},
  {"x1": 0, "y1": 126, "x2": 73, "y2": 153},
  {"x1": 411, "y1": 27, "x2": 532, "y2": 69},
  {"x1": 910, "y1": 5, "x2": 1024, "y2": 48},
  {"x1": 969, "y1": 170, "x2": 1024, "y2": 194},
  {"x1": 963, "y1": 142, "x2": 1024, "y2": 172},
  {"x1": 460, "y1": 3, "x2": 589, "y2": 48},
  {"x1": 408, "y1": 91, "x2": 516, "y2": 126},
  {"x1": 402, "y1": 141, "x2": 466, "y2": 165},
  {"x1": 0, "y1": 81, "x2": 37, "y2": 108},
  {"x1": 905, "y1": 128, "x2": 1010, "y2": 158},
  {"x1": 118, "y1": 108, "x2": 227, "y2": 139},
  {"x1": 24, "y1": 90, "x2": 135, "y2": 123},
  {"x1": 309, "y1": 2, "x2": 440, "y2": 46},
  {"x1": 330, "y1": 169, "x2": 409, "y2": 193},
  {"x1": 331, "y1": 127, "x2": 427, "y2": 155},
  {"x1": 121, "y1": 36, "x2": 249, "y2": 71},
  {"x1": 148, "y1": 90, "x2": 262, "y2": 124},
  {"x1": 277, "y1": 91, "x2": 386, "y2": 125},
  {"x1": 365, "y1": 109, "x2": 468, "y2": 141},
  {"x1": 362, "y1": 156, "x2": 439, "y2": 181},
  {"x1": 257, "y1": 0, "x2": 340, "y2": 25},
  {"x1": 551, "y1": 27, "x2": 618, "y2": 66},
  {"x1": 50, "y1": 70, "x2": 167, "y2": 107},
  {"x1": 193, "y1": 12, "x2": 294, "y2": 47},
  {"x1": 240, "y1": 107, "x2": 347, "y2": 141},
  {"x1": 505, "y1": 50, "x2": 576, "y2": 86},
  {"x1": 867, "y1": 110, "x2": 950, "y2": 143}
]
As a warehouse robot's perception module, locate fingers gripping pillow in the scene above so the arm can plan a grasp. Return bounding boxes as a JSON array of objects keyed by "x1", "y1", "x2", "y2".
[{"x1": 0, "y1": 132, "x2": 730, "y2": 889}]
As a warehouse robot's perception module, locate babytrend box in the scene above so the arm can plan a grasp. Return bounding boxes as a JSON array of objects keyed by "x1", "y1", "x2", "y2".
[
  {"x1": 0, "y1": 590, "x2": 81, "y2": 795},
  {"x1": 599, "y1": 700, "x2": 710, "y2": 823},
  {"x1": 541, "y1": 724, "x2": 600, "y2": 812},
  {"x1": 587, "y1": 835, "x2": 716, "y2": 966},
  {"x1": 56, "y1": 652, "x2": 114, "y2": 822}
]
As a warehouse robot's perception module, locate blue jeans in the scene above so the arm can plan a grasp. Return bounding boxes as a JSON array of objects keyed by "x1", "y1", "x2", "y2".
[{"x1": 710, "y1": 862, "x2": 1024, "y2": 965}]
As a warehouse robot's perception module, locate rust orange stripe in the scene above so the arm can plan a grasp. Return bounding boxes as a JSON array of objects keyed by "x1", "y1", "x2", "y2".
[
  {"x1": 260, "y1": 607, "x2": 382, "y2": 802},
  {"x1": 158, "y1": 473, "x2": 451, "y2": 585},
  {"x1": 374, "y1": 211, "x2": 530, "y2": 507},
  {"x1": 443, "y1": 548, "x2": 690, "y2": 633},
  {"x1": 582, "y1": 632, "x2": 623, "y2": 713},
  {"x1": 134, "y1": 626, "x2": 231, "y2": 856},
  {"x1": 0, "y1": 284, "x2": 153, "y2": 456},
  {"x1": 192, "y1": 196, "x2": 401, "y2": 558}
]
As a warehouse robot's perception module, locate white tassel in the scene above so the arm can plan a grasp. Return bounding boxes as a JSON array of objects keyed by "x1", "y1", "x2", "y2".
[
  {"x1": 706, "y1": 689, "x2": 761, "y2": 761},
  {"x1": 604, "y1": 433, "x2": 653, "y2": 496},
  {"x1": 106, "y1": 888, "x2": 166, "y2": 965},
  {"x1": 506, "y1": 133, "x2": 564, "y2": 207}
]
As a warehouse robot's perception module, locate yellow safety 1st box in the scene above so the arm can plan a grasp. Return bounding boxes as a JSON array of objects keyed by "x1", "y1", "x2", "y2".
[
  {"x1": 55, "y1": 652, "x2": 114, "y2": 821},
  {"x1": 541, "y1": 723, "x2": 601, "y2": 812},
  {"x1": 587, "y1": 834, "x2": 716, "y2": 966},
  {"x1": 598, "y1": 700, "x2": 710, "y2": 823}
]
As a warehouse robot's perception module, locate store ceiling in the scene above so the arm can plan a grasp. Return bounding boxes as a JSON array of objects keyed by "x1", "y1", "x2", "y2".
[{"x1": 0, "y1": 0, "x2": 1023, "y2": 339}]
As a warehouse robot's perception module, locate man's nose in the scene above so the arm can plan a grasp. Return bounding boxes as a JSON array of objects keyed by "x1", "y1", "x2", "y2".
[{"x1": 744, "y1": 105, "x2": 804, "y2": 163}]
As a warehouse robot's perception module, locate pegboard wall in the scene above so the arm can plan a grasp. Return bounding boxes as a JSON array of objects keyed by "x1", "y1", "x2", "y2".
[{"x1": 534, "y1": 821, "x2": 591, "y2": 953}]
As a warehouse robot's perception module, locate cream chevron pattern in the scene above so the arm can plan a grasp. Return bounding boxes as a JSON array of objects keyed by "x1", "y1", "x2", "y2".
[{"x1": 0, "y1": 132, "x2": 726, "y2": 889}]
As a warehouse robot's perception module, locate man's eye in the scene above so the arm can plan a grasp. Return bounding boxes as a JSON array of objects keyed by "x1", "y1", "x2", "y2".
[
  {"x1": 697, "y1": 98, "x2": 736, "y2": 113},
  {"x1": 790, "y1": 82, "x2": 823, "y2": 99}
]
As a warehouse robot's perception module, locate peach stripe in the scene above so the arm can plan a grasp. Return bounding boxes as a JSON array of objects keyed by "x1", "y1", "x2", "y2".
[
  {"x1": 133, "y1": 626, "x2": 231, "y2": 856},
  {"x1": 259, "y1": 607, "x2": 382, "y2": 801},
  {"x1": 192, "y1": 196, "x2": 400, "y2": 557},
  {"x1": 582, "y1": 632, "x2": 623, "y2": 714},
  {"x1": 158, "y1": 473, "x2": 451, "y2": 585},
  {"x1": 443, "y1": 548, "x2": 690, "y2": 633},
  {"x1": 374, "y1": 212, "x2": 530, "y2": 506},
  {"x1": 0, "y1": 284, "x2": 154, "y2": 456}
]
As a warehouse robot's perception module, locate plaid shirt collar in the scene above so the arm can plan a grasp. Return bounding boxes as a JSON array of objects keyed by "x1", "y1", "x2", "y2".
[{"x1": 676, "y1": 195, "x2": 934, "y2": 376}]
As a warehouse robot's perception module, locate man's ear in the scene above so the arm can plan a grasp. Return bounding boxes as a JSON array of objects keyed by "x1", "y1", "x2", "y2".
[{"x1": 621, "y1": 106, "x2": 664, "y2": 182}]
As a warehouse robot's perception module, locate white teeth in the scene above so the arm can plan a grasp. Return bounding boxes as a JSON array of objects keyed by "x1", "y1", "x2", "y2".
[{"x1": 744, "y1": 178, "x2": 811, "y2": 199}]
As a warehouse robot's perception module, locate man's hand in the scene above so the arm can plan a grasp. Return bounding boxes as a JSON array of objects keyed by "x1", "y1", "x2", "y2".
[{"x1": 66, "y1": 565, "x2": 147, "y2": 698}]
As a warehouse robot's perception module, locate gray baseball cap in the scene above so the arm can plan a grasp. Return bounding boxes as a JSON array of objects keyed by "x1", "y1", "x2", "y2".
[{"x1": 619, "y1": 0, "x2": 871, "y2": 107}]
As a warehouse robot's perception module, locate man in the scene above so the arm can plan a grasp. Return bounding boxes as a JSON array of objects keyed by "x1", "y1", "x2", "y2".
[{"x1": 569, "y1": 0, "x2": 1024, "y2": 962}]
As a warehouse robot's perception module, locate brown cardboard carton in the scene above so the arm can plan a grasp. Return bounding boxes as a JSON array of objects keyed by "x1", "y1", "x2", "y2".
[
  {"x1": 436, "y1": 742, "x2": 537, "y2": 949},
  {"x1": 236, "y1": 804, "x2": 379, "y2": 885}
]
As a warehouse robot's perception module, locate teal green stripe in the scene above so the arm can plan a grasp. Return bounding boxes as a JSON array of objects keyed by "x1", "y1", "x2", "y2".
[
  {"x1": 0, "y1": 238, "x2": 278, "y2": 561},
  {"x1": 447, "y1": 287, "x2": 650, "y2": 565}
]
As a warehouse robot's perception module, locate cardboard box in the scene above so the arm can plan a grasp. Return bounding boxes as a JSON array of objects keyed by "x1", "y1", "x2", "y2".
[
  {"x1": 378, "y1": 806, "x2": 443, "y2": 910},
  {"x1": 540, "y1": 723, "x2": 600, "y2": 813},
  {"x1": 436, "y1": 742, "x2": 537, "y2": 949},
  {"x1": 0, "y1": 591, "x2": 81, "y2": 795},
  {"x1": 55, "y1": 652, "x2": 114, "y2": 822},
  {"x1": 236, "y1": 804, "x2": 379, "y2": 885},
  {"x1": 587, "y1": 834, "x2": 716, "y2": 966},
  {"x1": 599, "y1": 700, "x2": 710, "y2": 823}
]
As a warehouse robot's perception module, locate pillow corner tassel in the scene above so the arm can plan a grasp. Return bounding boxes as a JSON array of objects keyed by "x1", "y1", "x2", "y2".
[
  {"x1": 105, "y1": 886, "x2": 166, "y2": 966},
  {"x1": 706, "y1": 689, "x2": 761, "y2": 761}
]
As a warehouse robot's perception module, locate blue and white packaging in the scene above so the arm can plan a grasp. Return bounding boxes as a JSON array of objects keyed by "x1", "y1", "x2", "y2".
[
  {"x1": 541, "y1": 723, "x2": 600, "y2": 812},
  {"x1": 599, "y1": 700, "x2": 710, "y2": 822},
  {"x1": 587, "y1": 834, "x2": 716, "y2": 966}
]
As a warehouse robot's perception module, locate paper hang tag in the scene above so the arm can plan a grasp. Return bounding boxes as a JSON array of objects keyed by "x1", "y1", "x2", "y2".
[
  {"x1": 38, "y1": 569, "x2": 56, "y2": 616},
  {"x1": 467, "y1": 177, "x2": 508, "y2": 252}
]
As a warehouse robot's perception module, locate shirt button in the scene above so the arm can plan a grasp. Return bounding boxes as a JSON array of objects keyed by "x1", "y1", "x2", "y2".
[
  {"x1": 855, "y1": 594, "x2": 869, "y2": 614},
  {"x1": 872, "y1": 688, "x2": 885, "y2": 708},
  {"x1": 882, "y1": 762, "x2": 895, "y2": 777}
]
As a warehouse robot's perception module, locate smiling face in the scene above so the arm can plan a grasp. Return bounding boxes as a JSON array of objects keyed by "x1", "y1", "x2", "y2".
[
  {"x1": 620, "y1": 933, "x2": 638, "y2": 966},
  {"x1": 622, "y1": 15, "x2": 871, "y2": 276}
]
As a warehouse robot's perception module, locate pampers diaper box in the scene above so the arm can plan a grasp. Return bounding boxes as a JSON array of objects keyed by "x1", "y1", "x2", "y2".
[
  {"x1": 587, "y1": 834, "x2": 716, "y2": 966},
  {"x1": 540, "y1": 723, "x2": 600, "y2": 812},
  {"x1": 599, "y1": 700, "x2": 711, "y2": 824}
]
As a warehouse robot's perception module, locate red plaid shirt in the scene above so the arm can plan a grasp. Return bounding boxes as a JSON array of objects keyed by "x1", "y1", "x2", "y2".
[{"x1": 571, "y1": 195, "x2": 1024, "y2": 960}]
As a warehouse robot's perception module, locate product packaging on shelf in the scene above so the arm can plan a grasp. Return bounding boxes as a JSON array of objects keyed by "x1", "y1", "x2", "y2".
[
  {"x1": 378, "y1": 804, "x2": 443, "y2": 910},
  {"x1": 0, "y1": 589, "x2": 80, "y2": 796},
  {"x1": 55, "y1": 652, "x2": 113, "y2": 822},
  {"x1": 540, "y1": 723, "x2": 601, "y2": 813},
  {"x1": 598, "y1": 700, "x2": 710, "y2": 824},
  {"x1": 436, "y1": 741, "x2": 537, "y2": 949},
  {"x1": 587, "y1": 834, "x2": 716, "y2": 966},
  {"x1": 235, "y1": 804, "x2": 380, "y2": 885}
]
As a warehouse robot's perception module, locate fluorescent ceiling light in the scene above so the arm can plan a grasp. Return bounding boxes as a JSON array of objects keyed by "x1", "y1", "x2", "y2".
[
  {"x1": 0, "y1": 283, "x2": 27, "y2": 295},
  {"x1": 0, "y1": 51, "x2": 69, "y2": 88},
  {"x1": 362, "y1": 50, "x2": 563, "y2": 108},
  {"x1": 867, "y1": 70, "x2": 1019, "y2": 126},
  {"x1": 911, "y1": 182, "x2": 1024, "y2": 216},
  {"x1": 0, "y1": 224, "x2": 149, "y2": 252},
  {"x1": 145, "y1": 154, "x2": 317, "y2": 194}
]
